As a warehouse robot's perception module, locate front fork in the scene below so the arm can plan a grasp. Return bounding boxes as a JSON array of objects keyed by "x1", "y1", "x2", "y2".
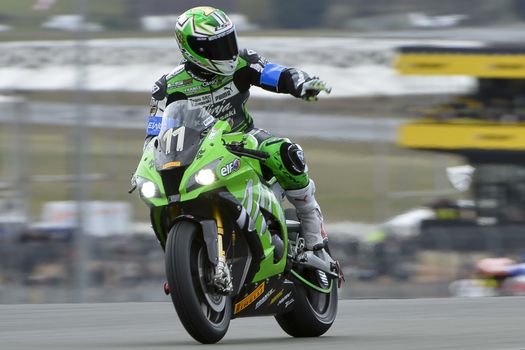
[
  {"x1": 159, "y1": 203, "x2": 233, "y2": 294},
  {"x1": 212, "y1": 207, "x2": 233, "y2": 294}
]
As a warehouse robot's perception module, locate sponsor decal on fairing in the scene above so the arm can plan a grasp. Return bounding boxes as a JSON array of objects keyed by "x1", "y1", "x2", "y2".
[
  {"x1": 234, "y1": 282, "x2": 265, "y2": 314},
  {"x1": 269, "y1": 289, "x2": 284, "y2": 305},
  {"x1": 220, "y1": 159, "x2": 241, "y2": 177},
  {"x1": 255, "y1": 288, "x2": 275, "y2": 310},
  {"x1": 277, "y1": 291, "x2": 292, "y2": 306},
  {"x1": 146, "y1": 115, "x2": 162, "y2": 136},
  {"x1": 203, "y1": 115, "x2": 215, "y2": 127}
]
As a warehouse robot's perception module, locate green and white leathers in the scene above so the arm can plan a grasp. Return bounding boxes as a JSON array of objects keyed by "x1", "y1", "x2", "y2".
[{"x1": 132, "y1": 100, "x2": 340, "y2": 344}]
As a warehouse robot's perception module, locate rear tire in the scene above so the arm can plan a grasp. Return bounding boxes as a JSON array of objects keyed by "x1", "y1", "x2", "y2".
[
  {"x1": 280, "y1": 209, "x2": 338, "y2": 337},
  {"x1": 275, "y1": 273, "x2": 338, "y2": 337},
  {"x1": 165, "y1": 221, "x2": 231, "y2": 344}
]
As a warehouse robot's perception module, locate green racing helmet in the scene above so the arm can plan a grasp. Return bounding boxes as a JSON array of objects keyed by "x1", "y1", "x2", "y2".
[{"x1": 175, "y1": 6, "x2": 239, "y2": 76}]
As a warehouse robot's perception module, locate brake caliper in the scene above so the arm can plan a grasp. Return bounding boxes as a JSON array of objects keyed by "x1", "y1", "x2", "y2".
[{"x1": 212, "y1": 259, "x2": 233, "y2": 294}]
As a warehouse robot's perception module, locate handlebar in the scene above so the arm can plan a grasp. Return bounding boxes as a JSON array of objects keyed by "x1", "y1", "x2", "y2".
[{"x1": 225, "y1": 143, "x2": 270, "y2": 161}]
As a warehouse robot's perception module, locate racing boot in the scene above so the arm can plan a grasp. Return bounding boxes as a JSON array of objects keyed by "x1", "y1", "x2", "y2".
[{"x1": 286, "y1": 180, "x2": 326, "y2": 251}]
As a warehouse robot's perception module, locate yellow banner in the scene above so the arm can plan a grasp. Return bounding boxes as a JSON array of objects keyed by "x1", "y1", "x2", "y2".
[
  {"x1": 396, "y1": 54, "x2": 525, "y2": 78},
  {"x1": 398, "y1": 123, "x2": 525, "y2": 150}
]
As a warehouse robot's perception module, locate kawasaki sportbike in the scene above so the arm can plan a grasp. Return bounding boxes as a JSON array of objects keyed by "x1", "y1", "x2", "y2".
[{"x1": 130, "y1": 100, "x2": 343, "y2": 344}]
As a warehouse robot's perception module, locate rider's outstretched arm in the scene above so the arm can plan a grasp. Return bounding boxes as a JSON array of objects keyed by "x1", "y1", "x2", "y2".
[{"x1": 237, "y1": 48, "x2": 330, "y2": 101}]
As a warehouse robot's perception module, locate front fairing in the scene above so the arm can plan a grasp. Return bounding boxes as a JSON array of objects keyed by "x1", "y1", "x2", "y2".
[
  {"x1": 134, "y1": 138, "x2": 168, "y2": 208},
  {"x1": 154, "y1": 101, "x2": 216, "y2": 197},
  {"x1": 155, "y1": 126, "x2": 203, "y2": 171}
]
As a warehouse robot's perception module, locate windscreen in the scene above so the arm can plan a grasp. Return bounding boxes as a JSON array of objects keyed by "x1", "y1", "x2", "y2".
[
  {"x1": 156, "y1": 100, "x2": 216, "y2": 172},
  {"x1": 159, "y1": 100, "x2": 216, "y2": 137}
]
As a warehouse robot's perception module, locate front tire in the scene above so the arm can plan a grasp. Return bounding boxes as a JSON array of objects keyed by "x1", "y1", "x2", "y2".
[
  {"x1": 165, "y1": 221, "x2": 231, "y2": 344},
  {"x1": 275, "y1": 271, "x2": 338, "y2": 337}
]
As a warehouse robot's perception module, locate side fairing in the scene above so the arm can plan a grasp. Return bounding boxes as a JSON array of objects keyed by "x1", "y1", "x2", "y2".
[
  {"x1": 220, "y1": 133, "x2": 288, "y2": 282},
  {"x1": 228, "y1": 175, "x2": 287, "y2": 282},
  {"x1": 135, "y1": 138, "x2": 168, "y2": 207}
]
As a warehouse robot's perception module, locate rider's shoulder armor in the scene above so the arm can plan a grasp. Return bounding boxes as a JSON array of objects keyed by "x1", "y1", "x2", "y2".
[
  {"x1": 150, "y1": 64, "x2": 186, "y2": 100},
  {"x1": 239, "y1": 48, "x2": 268, "y2": 65},
  {"x1": 238, "y1": 48, "x2": 268, "y2": 73}
]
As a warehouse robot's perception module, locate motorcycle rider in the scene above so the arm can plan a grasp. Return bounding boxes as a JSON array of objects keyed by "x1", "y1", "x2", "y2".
[
  {"x1": 477, "y1": 257, "x2": 525, "y2": 278},
  {"x1": 147, "y1": 6, "x2": 331, "y2": 251}
]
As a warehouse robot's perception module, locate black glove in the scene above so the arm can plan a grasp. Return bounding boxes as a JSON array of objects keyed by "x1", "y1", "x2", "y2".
[{"x1": 300, "y1": 77, "x2": 331, "y2": 101}]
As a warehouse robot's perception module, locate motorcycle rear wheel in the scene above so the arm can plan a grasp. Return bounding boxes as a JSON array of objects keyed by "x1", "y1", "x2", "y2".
[
  {"x1": 275, "y1": 270, "x2": 338, "y2": 337},
  {"x1": 165, "y1": 220, "x2": 231, "y2": 344}
]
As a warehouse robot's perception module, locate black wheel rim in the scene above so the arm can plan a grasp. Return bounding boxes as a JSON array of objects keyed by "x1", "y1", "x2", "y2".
[{"x1": 190, "y1": 239, "x2": 227, "y2": 325}]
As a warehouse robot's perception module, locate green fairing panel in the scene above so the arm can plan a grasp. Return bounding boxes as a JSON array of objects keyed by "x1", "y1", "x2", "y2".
[
  {"x1": 224, "y1": 131, "x2": 288, "y2": 281},
  {"x1": 178, "y1": 121, "x2": 232, "y2": 200},
  {"x1": 178, "y1": 122, "x2": 287, "y2": 281},
  {"x1": 178, "y1": 123, "x2": 257, "y2": 200},
  {"x1": 135, "y1": 138, "x2": 168, "y2": 207},
  {"x1": 150, "y1": 206, "x2": 166, "y2": 246}
]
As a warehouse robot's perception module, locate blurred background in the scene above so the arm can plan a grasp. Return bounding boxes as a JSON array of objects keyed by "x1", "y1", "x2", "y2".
[{"x1": 2, "y1": 0, "x2": 525, "y2": 303}]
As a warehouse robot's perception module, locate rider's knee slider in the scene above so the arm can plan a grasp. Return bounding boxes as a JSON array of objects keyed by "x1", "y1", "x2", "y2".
[{"x1": 280, "y1": 142, "x2": 306, "y2": 175}]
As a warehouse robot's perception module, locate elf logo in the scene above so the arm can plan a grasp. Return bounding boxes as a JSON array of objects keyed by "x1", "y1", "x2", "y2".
[{"x1": 220, "y1": 159, "x2": 240, "y2": 177}]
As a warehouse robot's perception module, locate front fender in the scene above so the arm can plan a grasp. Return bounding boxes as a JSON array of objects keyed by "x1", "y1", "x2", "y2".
[{"x1": 170, "y1": 215, "x2": 219, "y2": 266}]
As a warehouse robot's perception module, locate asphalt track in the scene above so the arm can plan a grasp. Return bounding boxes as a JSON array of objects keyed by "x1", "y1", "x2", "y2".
[{"x1": 1, "y1": 298, "x2": 524, "y2": 350}]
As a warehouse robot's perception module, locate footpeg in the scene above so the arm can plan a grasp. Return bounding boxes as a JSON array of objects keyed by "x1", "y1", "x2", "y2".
[
  {"x1": 331, "y1": 261, "x2": 345, "y2": 288},
  {"x1": 291, "y1": 237, "x2": 306, "y2": 259}
]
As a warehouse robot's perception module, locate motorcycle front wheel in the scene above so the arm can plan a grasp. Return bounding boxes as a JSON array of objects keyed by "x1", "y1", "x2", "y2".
[{"x1": 165, "y1": 220, "x2": 231, "y2": 344}]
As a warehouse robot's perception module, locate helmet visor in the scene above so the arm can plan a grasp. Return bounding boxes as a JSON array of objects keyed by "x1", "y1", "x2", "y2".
[{"x1": 187, "y1": 30, "x2": 238, "y2": 61}]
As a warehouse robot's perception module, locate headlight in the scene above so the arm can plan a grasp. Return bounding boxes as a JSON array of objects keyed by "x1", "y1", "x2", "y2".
[
  {"x1": 195, "y1": 168, "x2": 216, "y2": 186},
  {"x1": 186, "y1": 158, "x2": 222, "y2": 192},
  {"x1": 140, "y1": 181, "x2": 158, "y2": 198},
  {"x1": 135, "y1": 176, "x2": 161, "y2": 199}
]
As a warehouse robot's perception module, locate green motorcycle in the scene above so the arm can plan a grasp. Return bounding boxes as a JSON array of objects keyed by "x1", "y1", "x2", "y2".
[{"x1": 131, "y1": 100, "x2": 342, "y2": 344}]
